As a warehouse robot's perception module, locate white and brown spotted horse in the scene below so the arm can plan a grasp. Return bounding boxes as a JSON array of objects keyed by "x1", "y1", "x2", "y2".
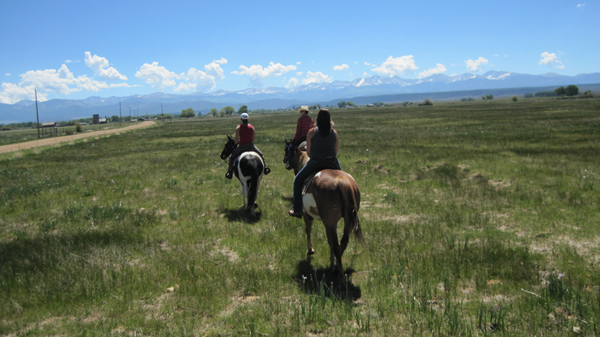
[
  {"x1": 284, "y1": 139, "x2": 364, "y2": 276},
  {"x1": 221, "y1": 135, "x2": 264, "y2": 215}
]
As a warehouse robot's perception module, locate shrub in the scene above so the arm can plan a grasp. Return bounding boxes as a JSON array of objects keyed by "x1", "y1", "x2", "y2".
[
  {"x1": 535, "y1": 91, "x2": 556, "y2": 97},
  {"x1": 524, "y1": 93, "x2": 534, "y2": 98},
  {"x1": 422, "y1": 98, "x2": 433, "y2": 106},
  {"x1": 75, "y1": 122, "x2": 82, "y2": 133},
  {"x1": 512, "y1": 96, "x2": 518, "y2": 102}
]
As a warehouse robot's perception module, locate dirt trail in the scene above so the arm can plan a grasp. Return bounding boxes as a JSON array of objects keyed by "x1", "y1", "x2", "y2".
[{"x1": 0, "y1": 121, "x2": 156, "y2": 154}]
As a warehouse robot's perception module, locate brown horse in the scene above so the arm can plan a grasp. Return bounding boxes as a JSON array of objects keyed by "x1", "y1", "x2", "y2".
[{"x1": 284, "y1": 139, "x2": 364, "y2": 276}]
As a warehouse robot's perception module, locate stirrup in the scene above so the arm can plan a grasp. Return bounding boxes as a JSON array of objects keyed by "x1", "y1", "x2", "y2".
[
  {"x1": 288, "y1": 207, "x2": 302, "y2": 218},
  {"x1": 225, "y1": 171, "x2": 233, "y2": 179},
  {"x1": 264, "y1": 167, "x2": 271, "y2": 175}
]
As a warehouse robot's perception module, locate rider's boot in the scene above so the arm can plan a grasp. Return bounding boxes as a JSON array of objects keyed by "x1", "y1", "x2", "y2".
[
  {"x1": 288, "y1": 205, "x2": 302, "y2": 218},
  {"x1": 264, "y1": 166, "x2": 271, "y2": 175}
]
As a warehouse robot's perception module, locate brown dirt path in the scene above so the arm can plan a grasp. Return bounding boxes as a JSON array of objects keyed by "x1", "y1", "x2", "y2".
[{"x1": 0, "y1": 121, "x2": 156, "y2": 154}]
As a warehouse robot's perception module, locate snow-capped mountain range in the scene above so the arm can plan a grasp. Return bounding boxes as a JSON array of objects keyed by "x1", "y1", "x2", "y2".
[{"x1": 2, "y1": 71, "x2": 600, "y2": 123}]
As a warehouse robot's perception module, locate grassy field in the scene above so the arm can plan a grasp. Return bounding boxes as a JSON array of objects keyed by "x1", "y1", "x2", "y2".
[
  {"x1": 0, "y1": 122, "x2": 148, "y2": 147},
  {"x1": 1, "y1": 97, "x2": 599, "y2": 336}
]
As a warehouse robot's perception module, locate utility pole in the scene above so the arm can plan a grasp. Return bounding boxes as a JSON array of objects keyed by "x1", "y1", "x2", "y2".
[
  {"x1": 35, "y1": 88, "x2": 40, "y2": 139},
  {"x1": 161, "y1": 105, "x2": 164, "y2": 124},
  {"x1": 119, "y1": 101, "x2": 122, "y2": 124},
  {"x1": 129, "y1": 107, "x2": 131, "y2": 122}
]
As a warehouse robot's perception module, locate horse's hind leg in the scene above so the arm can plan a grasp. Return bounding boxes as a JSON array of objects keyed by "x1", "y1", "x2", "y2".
[
  {"x1": 340, "y1": 216, "x2": 352, "y2": 255},
  {"x1": 325, "y1": 224, "x2": 343, "y2": 275}
]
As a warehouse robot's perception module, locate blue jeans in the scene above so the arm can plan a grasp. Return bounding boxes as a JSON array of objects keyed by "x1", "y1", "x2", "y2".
[{"x1": 292, "y1": 158, "x2": 342, "y2": 212}]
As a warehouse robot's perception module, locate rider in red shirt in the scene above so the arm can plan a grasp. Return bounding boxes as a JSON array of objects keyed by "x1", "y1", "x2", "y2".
[
  {"x1": 226, "y1": 113, "x2": 270, "y2": 179},
  {"x1": 286, "y1": 105, "x2": 314, "y2": 170}
]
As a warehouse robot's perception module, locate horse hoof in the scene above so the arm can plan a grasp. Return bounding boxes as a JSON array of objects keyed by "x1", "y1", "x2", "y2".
[{"x1": 307, "y1": 249, "x2": 315, "y2": 256}]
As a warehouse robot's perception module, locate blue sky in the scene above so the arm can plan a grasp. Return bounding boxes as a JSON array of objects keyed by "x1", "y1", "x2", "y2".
[{"x1": 1, "y1": 0, "x2": 598, "y2": 104}]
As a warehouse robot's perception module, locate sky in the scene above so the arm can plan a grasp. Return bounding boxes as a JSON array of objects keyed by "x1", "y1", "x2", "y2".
[{"x1": 1, "y1": 0, "x2": 598, "y2": 104}]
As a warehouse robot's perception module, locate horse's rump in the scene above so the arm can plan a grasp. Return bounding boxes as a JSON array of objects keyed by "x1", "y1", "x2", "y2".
[{"x1": 304, "y1": 170, "x2": 361, "y2": 230}]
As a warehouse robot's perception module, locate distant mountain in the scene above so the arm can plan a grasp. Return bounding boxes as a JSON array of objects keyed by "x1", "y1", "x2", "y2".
[{"x1": 1, "y1": 71, "x2": 599, "y2": 123}]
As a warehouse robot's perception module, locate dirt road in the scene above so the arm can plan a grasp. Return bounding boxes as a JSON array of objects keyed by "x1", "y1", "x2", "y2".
[{"x1": 0, "y1": 121, "x2": 156, "y2": 154}]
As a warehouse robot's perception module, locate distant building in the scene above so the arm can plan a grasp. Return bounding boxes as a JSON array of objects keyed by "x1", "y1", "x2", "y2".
[
  {"x1": 93, "y1": 114, "x2": 100, "y2": 124},
  {"x1": 41, "y1": 122, "x2": 56, "y2": 128},
  {"x1": 98, "y1": 118, "x2": 107, "y2": 124}
]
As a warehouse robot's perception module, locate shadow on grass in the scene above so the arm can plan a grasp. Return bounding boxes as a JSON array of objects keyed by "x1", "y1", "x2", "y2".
[
  {"x1": 280, "y1": 196, "x2": 293, "y2": 204},
  {"x1": 0, "y1": 228, "x2": 142, "y2": 276},
  {"x1": 221, "y1": 207, "x2": 262, "y2": 224},
  {"x1": 293, "y1": 257, "x2": 361, "y2": 301}
]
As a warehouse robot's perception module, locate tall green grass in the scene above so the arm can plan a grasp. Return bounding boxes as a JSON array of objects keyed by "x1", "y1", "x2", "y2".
[{"x1": 1, "y1": 97, "x2": 599, "y2": 335}]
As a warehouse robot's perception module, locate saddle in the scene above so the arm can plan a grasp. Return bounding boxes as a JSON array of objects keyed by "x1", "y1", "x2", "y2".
[
  {"x1": 298, "y1": 141, "x2": 307, "y2": 152},
  {"x1": 302, "y1": 173, "x2": 318, "y2": 194}
]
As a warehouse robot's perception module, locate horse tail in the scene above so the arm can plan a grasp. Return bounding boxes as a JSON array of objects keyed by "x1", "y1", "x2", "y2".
[{"x1": 338, "y1": 175, "x2": 364, "y2": 244}]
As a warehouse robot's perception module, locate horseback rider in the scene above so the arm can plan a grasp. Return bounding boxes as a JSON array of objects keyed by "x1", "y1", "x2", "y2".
[
  {"x1": 286, "y1": 105, "x2": 314, "y2": 170},
  {"x1": 288, "y1": 109, "x2": 342, "y2": 218},
  {"x1": 225, "y1": 113, "x2": 271, "y2": 179}
]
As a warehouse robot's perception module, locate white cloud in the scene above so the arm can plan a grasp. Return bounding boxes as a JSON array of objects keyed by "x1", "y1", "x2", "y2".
[
  {"x1": 135, "y1": 62, "x2": 179, "y2": 89},
  {"x1": 232, "y1": 62, "x2": 297, "y2": 87},
  {"x1": 493, "y1": 54, "x2": 500, "y2": 57},
  {"x1": 84, "y1": 52, "x2": 128, "y2": 81},
  {"x1": 302, "y1": 71, "x2": 332, "y2": 85},
  {"x1": 354, "y1": 61, "x2": 358, "y2": 64},
  {"x1": 0, "y1": 63, "x2": 134, "y2": 104},
  {"x1": 464, "y1": 57, "x2": 489, "y2": 71},
  {"x1": 371, "y1": 55, "x2": 418, "y2": 77},
  {"x1": 297, "y1": 61, "x2": 301, "y2": 65},
  {"x1": 539, "y1": 52, "x2": 565, "y2": 68},
  {"x1": 296, "y1": 72, "x2": 303, "y2": 76},
  {"x1": 364, "y1": 61, "x2": 372, "y2": 66},
  {"x1": 5, "y1": 73, "x2": 10, "y2": 76},
  {"x1": 577, "y1": 3, "x2": 585, "y2": 7},
  {"x1": 363, "y1": 72, "x2": 368, "y2": 77},
  {"x1": 285, "y1": 77, "x2": 299, "y2": 88},
  {"x1": 418, "y1": 63, "x2": 447, "y2": 78},
  {"x1": 204, "y1": 58, "x2": 227, "y2": 80},
  {"x1": 333, "y1": 64, "x2": 349, "y2": 71},
  {"x1": 65, "y1": 60, "x2": 72, "y2": 63},
  {"x1": 0, "y1": 83, "x2": 43, "y2": 104},
  {"x1": 135, "y1": 60, "x2": 226, "y2": 92}
]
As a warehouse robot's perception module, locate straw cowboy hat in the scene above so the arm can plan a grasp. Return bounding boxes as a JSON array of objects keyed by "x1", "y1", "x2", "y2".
[{"x1": 297, "y1": 105, "x2": 310, "y2": 113}]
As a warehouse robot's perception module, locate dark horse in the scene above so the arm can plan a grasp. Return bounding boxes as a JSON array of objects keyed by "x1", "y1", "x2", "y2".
[
  {"x1": 221, "y1": 135, "x2": 264, "y2": 215},
  {"x1": 284, "y1": 139, "x2": 364, "y2": 276}
]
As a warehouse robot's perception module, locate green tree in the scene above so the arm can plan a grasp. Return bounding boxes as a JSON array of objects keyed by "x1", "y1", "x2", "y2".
[
  {"x1": 337, "y1": 101, "x2": 347, "y2": 108},
  {"x1": 422, "y1": 98, "x2": 433, "y2": 106},
  {"x1": 511, "y1": 96, "x2": 518, "y2": 102},
  {"x1": 219, "y1": 106, "x2": 235, "y2": 116},
  {"x1": 210, "y1": 108, "x2": 218, "y2": 117},
  {"x1": 482, "y1": 96, "x2": 486, "y2": 100},
  {"x1": 238, "y1": 105, "x2": 248, "y2": 114},
  {"x1": 565, "y1": 85, "x2": 579, "y2": 96},
  {"x1": 180, "y1": 108, "x2": 195, "y2": 118},
  {"x1": 583, "y1": 90, "x2": 593, "y2": 97},
  {"x1": 110, "y1": 115, "x2": 119, "y2": 122},
  {"x1": 486, "y1": 94, "x2": 494, "y2": 100},
  {"x1": 554, "y1": 86, "x2": 566, "y2": 96},
  {"x1": 524, "y1": 93, "x2": 534, "y2": 98}
]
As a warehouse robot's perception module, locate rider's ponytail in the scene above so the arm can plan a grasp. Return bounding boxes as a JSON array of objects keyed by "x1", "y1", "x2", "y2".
[{"x1": 316, "y1": 109, "x2": 331, "y2": 137}]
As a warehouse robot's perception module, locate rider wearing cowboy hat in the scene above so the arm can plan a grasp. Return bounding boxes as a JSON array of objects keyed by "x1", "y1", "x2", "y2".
[
  {"x1": 286, "y1": 105, "x2": 314, "y2": 170},
  {"x1": 225, "y1": 112, "x2": 271, "y2": 179}
]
